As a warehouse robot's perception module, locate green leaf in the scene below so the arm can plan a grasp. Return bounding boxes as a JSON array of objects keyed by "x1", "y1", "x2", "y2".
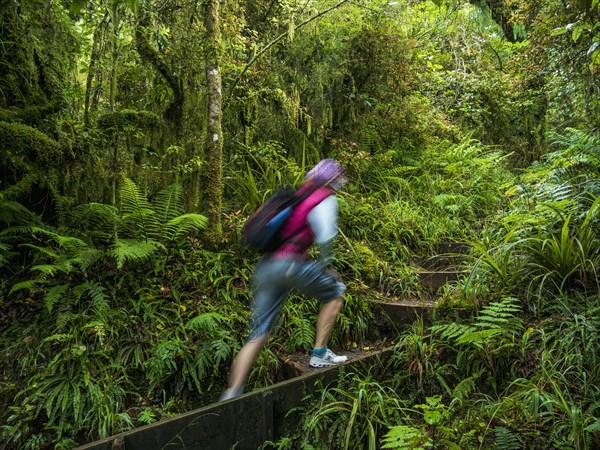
[
  {"x1": 585, "y1": 420, "x2": 600, "y2": 432},
  {"x1": 551, "y1": 27, "x2": 568, "y2": 36},
  {"x1": 45, "y1": 284, "x2": 69, "y2": 312},
  {"x1": 69, "y1": 0, "x2": 88, "y2": 15},
  {"x1": 111, "y1": 238, "x2": 162, "y2": 268}
]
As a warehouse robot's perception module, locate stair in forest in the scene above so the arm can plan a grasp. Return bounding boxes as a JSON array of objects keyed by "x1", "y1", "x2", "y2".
[
  {"x1": 77, "y1": 244, "x2": 468, "y2": 449},
  {"x1": 413, "y1": 241, "x2": 470, "y2": 293},
  {"x1": 76, "y1": 347, "x2": 396, "y2": 450}
]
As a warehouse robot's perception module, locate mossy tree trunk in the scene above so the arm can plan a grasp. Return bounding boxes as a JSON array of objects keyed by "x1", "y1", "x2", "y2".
[
  {"x1": 202, "y1": 0, "x2": 224, "y2": 244},
  {"x1": 84, "y1": 13, "x2": 108, "y2": 128},
  {"x1": 135, "y1": 13, "x2": 184, "y2": 131}
]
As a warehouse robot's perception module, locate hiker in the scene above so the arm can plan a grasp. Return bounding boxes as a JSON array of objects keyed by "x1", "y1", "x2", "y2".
[{"x1": 220, "y1": 158, "x2": 349, "y2": 401}]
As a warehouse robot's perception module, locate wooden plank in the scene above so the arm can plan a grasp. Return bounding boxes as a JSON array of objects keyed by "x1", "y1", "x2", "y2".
[{"x1": 76, "y1": 348, "x2": 395, "y2": 450}]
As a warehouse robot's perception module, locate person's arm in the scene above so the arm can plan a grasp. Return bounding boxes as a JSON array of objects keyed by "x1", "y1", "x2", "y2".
[{"x1": 307, "y1": 195, "x2": 338, "y2": 266}]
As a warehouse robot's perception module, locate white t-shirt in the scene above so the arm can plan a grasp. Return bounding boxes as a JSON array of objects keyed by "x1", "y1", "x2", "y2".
[{"x1": 307, "y1": 195, "x2": 338, "y2": 244}]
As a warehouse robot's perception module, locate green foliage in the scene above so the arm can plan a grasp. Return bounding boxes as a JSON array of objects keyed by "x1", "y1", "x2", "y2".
[
  {"x1": 494, "y1": 426, "x2": 522, "y2": 450},
  {"x1": 381, "y1": 425, "x2": 431, "y2": 449},
  {"x1": 1, "y1": 0, "x2": 599, "y2": 446},
  {"x1": 0, "y1": 121, "x2": 63, "y2": 191},
  {"x1": 226, "y1": 141, "x2": 307, "y2": 211},
  {"x1": 97, "y1": 109, "x2": 161, "y2": 134},
  {"x1": 299, "y1": 370, "x2": 410, "y2": 450},
  {"x1": 0, "y1": 178, "x2": 224, "y2": 447}
]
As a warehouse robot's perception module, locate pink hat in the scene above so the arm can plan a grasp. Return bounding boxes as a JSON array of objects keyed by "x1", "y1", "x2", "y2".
[{"x1": 305, "y1": 159, "x2": 347, "y2": 187}]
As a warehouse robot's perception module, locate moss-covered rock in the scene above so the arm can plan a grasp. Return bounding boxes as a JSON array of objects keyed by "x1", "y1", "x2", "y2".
[
  {"x1": 0, "y1": 121, "x2": 63, "y2": 188},
  {"x1": 97, "y1": 109, "x2": 161, "y2": 134}
]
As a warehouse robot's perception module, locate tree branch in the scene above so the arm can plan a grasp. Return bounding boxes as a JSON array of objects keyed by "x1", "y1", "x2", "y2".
[{"x1": 222, "y1": 0, "x2": 351, "y2": 111}]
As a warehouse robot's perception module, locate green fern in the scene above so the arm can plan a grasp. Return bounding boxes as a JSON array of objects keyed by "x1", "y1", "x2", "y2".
[
  {"x1": 152, "y1": 182, "x2": 185, "y2": 223},
  {"x1": 162, "y1": 213, "x2": 208, "y2": 241},
  {"x1": 0, "y1": 241, "x2": 15, "y2": 268},
  {"x1": 184, "y1": 312, "x2": 227, "y2": 333},
  {"x1": 211, "y1": 337, "x2": 234, "y2": 366},
  {"x1": 67, "y1": 202, "x2": 119, "y2": 241},
  {"x1": 80, "y1": 281, "x2": 109, "y2": 312},
  {"x1": 381, "y1": 425, "x2": 431, "y2": 449},
  {"x1": 450, "y1": 370, "x2": 484, "y2": 406},
  {"x1": 110, "y1": 238, "x2": 163, "y2": 268},
  {"x1": 474, "y1": 297, "x2": 522, "y2": 331},
  {"x1": 494, "y1": 426, "x2": 522, "y2": 450},
  {"x1": 287, "y1": 316, "x2": 316, "y2": 351},
  {"x1": 0, "y1": 200, "x2": 40, "y2": 226},
  {"x1": 431, "y1": 321, "x2": 476, "y2": 342},
  {"x1": 120, "y1": 178, "x2": 159, "y2": 239},
  {"x1": 10, "y1": 278, "x2": 45, "y2": 294},
  {"x1": 434, "y1": 297, "x2": 522, "y2": 344},
  {"x1": 44, "y1": 284, "x2": 69, "y2": 313}
]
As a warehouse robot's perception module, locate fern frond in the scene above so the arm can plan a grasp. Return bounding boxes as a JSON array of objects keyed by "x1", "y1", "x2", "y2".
[
  {"x1": 289, "y1": 316, "x2": 316, "y2": 350},
  {"x1": 211, "y1": 338, "x2": 234, "y2": 366},
  {"x1": 184, "y1": 312, "x2": 226, "y2": 333},
  {"x1": 0, "y1": 241, "x2": 17, "y2": 268},
  {"x1": 68, "y1": 202, "x2": 119, "y2": 239},
  {"x1": 111, "y1": 238, "x2": 163, "y2": 268},
  {"x1": 456, "y1": 328, "x2": 502, "y2": 348},
  {"x1": 153, "y1": 182, "x2": 184, "y2": 223},
  {"x1": 10, "y1": 278, "x2": 45, "y2": 294},
  {"x1": 45, "y1": 284, "x2": 69, "y2": 312},
  {"x1": 82, "y1": 281, "x2": 109, "y2": 312},
  {"x1": 78, "y1": 248, "x2": 104, "y2": 271},
  {"x1": 431, "y1": 322, "x2": 476, "y2": 341},
  {"x1": 451, "y1": 370, "x2": 484, "y2": 403},
  {"x1": 29, "y1": 227, "x2": 88, "y2": 249},
  {"x1": 120, "y1": 178, "x2": 159, "y2": 238},
  {"x1": 21, "y1": 243, "x2": 59, "y2": 259},
  {"x1": 31, "y1": 263, "x2": 73, "y2": 276},
  {"x1": 494, "y1": 426, "x2": 522, "y2": 450},
  {"x1": 42, "y1": 333, "x2": 73, "y2": 343},
  {"x1": 381, "y1": 425, "x2": 431, "y2": 449},
  {"x1": 162, "y1": 213, "x2": 208, "y2": 241},
  {"x1": 475, "y1": 297, "x2": 522, "y2": 332},
  {"x1": 0, "y1": 200, "x2": 40, "y2": 226}
]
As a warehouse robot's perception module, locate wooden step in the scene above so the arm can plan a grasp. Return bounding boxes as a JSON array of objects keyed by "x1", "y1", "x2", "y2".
[
  {"x1": 416, "y1": 269, "x2": 467, "y2": 292},
  {"x1": 76, "y1": 347, "x2": 396, "y2": 450},
  {"x1": 370, "y1": 298, "x2": 434, "y2": 325}
]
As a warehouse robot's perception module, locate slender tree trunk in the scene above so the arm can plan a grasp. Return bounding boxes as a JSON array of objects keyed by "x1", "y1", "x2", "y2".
[
  {"x1": 203, "y1": 0, "x2": 224, "y2": 243},
  {"x1": 109, "y1": 5, "x2": 119, "y2": 110},
  {"x1": 84, "y1": 14, "x2": 108, "y2": 127}
]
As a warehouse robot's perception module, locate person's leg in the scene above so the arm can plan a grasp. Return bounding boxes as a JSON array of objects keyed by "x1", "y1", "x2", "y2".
[
  {"x1": 292, "y1": 261, "x2": 348, "y2": 367},
  {"x1": 221, "y1": 259, "x2": 289, "y2": 400},
  {"x1": 314, "y1": 296, "x2": 343, "y2": 348},
  {"x1": 223, "y1": 334, "x2": 268, "y2": 395},
  {"x1": 309, "y1": 295, "x2": 348, "y2": 367}
]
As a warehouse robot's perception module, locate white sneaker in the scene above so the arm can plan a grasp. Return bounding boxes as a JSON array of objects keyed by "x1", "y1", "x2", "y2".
[
  {"x1": 309, "y1": 348, "x2": 348, "y2": 368},
  {"x1": 219, "y1": 387, "x2": 243, "y2": 401}
]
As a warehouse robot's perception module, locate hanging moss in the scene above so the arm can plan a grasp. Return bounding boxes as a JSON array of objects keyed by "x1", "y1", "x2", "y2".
[{"x1": 97, "y1": 109, "x2": 162, "y2": 135}]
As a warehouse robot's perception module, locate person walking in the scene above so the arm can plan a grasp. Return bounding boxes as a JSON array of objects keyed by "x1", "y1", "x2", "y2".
[{"x1": 220, "y1": 159, "x2": 349, "y2": 401}]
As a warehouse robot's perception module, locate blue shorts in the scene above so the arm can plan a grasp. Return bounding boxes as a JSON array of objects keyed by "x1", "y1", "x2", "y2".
[{"x1": 247, "y1": 257, "x2": 346, "y2": 340}]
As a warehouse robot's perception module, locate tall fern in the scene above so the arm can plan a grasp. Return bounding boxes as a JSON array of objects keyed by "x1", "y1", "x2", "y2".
[{"x1": 120, "y1": 178, "x2": 159, "y2": 240}]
